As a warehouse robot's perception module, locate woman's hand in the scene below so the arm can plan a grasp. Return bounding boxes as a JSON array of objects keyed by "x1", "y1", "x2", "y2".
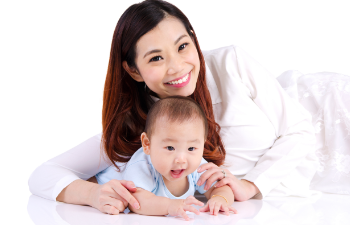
[
  {"x1": 167, "y1": 196, "x2": 204, "y2": 221},
  {"x1": 199, "y1": 195, "x2": 237, "y2": 216},
  {"x1": 89, "y1": 179, "x2": 140, "y2": 215},
  {"x1": 197, "y1": 163, "x2": 260, "y2": 201}
]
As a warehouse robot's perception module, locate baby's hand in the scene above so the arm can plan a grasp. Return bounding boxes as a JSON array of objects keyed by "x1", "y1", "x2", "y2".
[
  {"x1": 167, "y1": 195, "x2": 204, "y2": 221},
  {"x1": 199, "y1": 195, "x2": 237, "y2": 216}
]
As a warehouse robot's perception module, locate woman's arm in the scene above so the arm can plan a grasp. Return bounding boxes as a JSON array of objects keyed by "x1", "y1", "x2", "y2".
[
  {"x1": 28, "y1": 134, "x2": 140, "y2": 214},
  {"x1": 197, "y1": 164, "x2": 260, "y2": 201},
  {"x1": 201, "y1": 45, "x2": 317, "y2": 199},
  {"x1": 128, "y1": 188, "x2": 203, "y2": 221},
  {"x1": 28, "y1": 134, "x2": 108, "y2": 200}
]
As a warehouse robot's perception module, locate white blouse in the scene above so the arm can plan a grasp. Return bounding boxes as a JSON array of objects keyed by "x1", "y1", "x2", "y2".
[{"x1": 28, "y1": 45, "x2": 319, "y2": 201}]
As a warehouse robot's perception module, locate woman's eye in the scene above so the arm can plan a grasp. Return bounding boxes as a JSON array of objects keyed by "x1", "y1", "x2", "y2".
[
  {"x1": 150, "y1": 56, "x2": 162, "y2": 62},
  {"x1": 188, "y1": 147, "x2": 195, "y2": 151},
  {"x1": 166, "y1": 146, "x2": 175, "y2": 151},
  {"x1": 179, "y1": 43, "x2": 188, "y2": 51}
]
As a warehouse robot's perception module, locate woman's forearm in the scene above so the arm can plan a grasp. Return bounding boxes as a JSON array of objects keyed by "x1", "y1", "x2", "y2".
[{"x1": 56, "y1": 179, "x2": 98, "y2": 206}]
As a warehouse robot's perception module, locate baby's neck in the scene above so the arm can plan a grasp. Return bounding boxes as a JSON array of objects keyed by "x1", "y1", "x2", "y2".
[{"x1": 163, "y1": 176, "x2": 189, "y2": 197}]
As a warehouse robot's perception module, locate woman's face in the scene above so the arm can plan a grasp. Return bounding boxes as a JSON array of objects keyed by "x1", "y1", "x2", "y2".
[{"x1": 130, "y1": 17, "x2": 200, "y2": 99}]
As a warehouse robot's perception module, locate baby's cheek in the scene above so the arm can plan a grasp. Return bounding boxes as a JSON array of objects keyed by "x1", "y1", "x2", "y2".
[{"x1": 152, "y1": 158, "x2": 170, "y2": 174}]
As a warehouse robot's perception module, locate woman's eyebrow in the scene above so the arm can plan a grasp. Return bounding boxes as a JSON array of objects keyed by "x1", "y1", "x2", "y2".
[
  {"x1": 143, "y1": 34, "x2": 188, "y2": 59},
  {"x1": 143, "y1": 49, "x2": 161, "y2": 59},
  {"x1": 174, "y1": 34, "x2": 188, "y2": 45}
]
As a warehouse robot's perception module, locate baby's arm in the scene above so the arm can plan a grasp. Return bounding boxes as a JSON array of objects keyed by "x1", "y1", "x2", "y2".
[
  {"x1": 201, "y1": 185, "x2": 238, "y2": 216},
  {"x1": 129, "y1": 188, "x2": 204, "y2": 220}
]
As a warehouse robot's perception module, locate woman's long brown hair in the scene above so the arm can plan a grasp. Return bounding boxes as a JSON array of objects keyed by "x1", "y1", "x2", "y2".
[{"x1": 102, "y1": 0, "x2": 225, "y2": 170}]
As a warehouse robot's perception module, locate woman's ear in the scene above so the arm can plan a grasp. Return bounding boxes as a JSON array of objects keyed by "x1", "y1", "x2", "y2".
[
  {"x1": 141, "y1": 132, "x2": 151, "y2": 155},
  {"x1": 122, "y1": 61, "x2": 144, "y2": 82}
]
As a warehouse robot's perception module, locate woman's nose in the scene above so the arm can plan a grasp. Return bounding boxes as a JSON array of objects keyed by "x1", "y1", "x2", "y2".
[{"x1": 167, "y1": 54, "x2": 183, "y2": 75}]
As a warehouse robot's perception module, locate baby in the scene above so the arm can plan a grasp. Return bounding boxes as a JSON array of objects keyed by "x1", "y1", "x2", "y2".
[{"x1": 96, "y1": 96, "x2": 236, "y2": 220}]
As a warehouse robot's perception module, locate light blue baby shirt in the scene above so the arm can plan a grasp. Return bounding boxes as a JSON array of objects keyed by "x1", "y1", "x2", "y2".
[{"x1": 96, "y1": 147, "x2": 213, "y2": 199}]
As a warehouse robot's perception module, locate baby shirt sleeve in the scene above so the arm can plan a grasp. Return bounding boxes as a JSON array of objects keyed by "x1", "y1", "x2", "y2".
[
  {"x1": 194, "y1": 158, "x2": 217, "y2": 194},
  {"x1": 122, "y1": 160, "x2": 157, "y2": 193}
]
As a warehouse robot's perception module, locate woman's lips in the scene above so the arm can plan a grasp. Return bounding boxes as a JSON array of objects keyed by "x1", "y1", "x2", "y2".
[
  {"x1": 170, "y1": 169, "x2": 185, "y2": 178},
  {"x1": 164, "y1": 71, "x2": 191, "y2": 88}
]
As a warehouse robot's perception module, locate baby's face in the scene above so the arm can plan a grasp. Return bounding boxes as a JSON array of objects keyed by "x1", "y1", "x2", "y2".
[{"x1": 144, "y1": 116, "x2": 205, "y2": 182}]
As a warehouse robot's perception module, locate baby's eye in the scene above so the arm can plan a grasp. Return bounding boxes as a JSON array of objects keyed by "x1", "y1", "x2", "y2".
[
  {"x1": 178, "y1": 43, "x2": 188, "y2": 51},
  {"x1": 150, "y1": 56, "x2": 162, "y2": 62},
  {"x1": 166, "y1": 146, "x2": 175, "y2": 151},
  {"x1": 188, "y1": 147, "x2": 195, "y2": 151}
]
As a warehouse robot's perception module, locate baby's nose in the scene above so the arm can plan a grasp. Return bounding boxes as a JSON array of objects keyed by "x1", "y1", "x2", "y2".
[{"x1": 175, "y1": 154, "x2": 187, "y2": 164}]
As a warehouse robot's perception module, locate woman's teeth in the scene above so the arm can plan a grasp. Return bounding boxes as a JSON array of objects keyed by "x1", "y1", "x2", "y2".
[{"x1": 167, "y1": 73, "x2": 189, "y2": 85}]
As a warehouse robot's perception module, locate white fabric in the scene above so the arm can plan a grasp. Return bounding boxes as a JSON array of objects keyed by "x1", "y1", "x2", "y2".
[
  {"x1": 277, "y1": 70, "x2": 350, "y2": 195},
  {"x1": 96, "y1": 148, "x2": 211, "y2": 198},
  {"x1": 28, "y1": 45, "x2": 320, "y2": 201}
]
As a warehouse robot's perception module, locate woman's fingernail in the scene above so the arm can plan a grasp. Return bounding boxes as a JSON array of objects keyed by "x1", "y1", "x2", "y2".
[
  {"x1": 197, "y1": 181, "x2": 201, "y2": 186},
  {"x1": 134, "y1": 203, "x2": 140, "y2": 209}
]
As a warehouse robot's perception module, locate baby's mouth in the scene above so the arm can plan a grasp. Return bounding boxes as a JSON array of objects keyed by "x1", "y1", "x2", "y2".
[{"x1": 170, "y1": 169, "x2": 185, "y2": 178}]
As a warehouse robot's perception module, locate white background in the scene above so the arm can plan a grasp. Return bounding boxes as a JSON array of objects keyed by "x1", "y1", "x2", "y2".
[{"x1": 1, "y1": 0, "x2": 350, "y2": 224}]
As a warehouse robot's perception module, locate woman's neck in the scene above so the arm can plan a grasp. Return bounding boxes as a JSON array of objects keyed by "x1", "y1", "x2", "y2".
[{"x1": 163, "y1": 176, "x2": 189, "y2": 197}]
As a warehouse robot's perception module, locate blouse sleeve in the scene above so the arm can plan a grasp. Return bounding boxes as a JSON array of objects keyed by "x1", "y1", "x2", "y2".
[
  {"x1": 226, "y1": 46, "x2": 316, "y2": 198},
  {"x1": 28, "y1": 133, "x2": 112, "y2": 201}
]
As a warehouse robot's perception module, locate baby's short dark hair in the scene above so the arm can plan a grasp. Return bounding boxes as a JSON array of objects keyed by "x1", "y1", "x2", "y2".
[{"x1": 144, "y1": 96, "x2": 208, "y2": 140}]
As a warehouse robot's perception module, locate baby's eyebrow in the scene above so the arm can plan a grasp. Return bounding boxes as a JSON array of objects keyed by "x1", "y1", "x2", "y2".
[
  {"x1": 161, "y1": 138, "x2": 178, "y2": 142},
  {"x1": 161, "y1": 138, "x2": 200, "y2": 143}
]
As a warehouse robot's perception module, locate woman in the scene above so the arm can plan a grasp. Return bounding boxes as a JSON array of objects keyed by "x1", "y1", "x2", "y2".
[{"x1": 28, "y1": 0, "x2": 318, "y2": 215}]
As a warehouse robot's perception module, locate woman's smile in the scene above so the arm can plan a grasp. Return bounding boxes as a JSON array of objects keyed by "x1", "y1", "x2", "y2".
[{"x1": 164, "y1": 71, "x2": 191, "y2": 88}]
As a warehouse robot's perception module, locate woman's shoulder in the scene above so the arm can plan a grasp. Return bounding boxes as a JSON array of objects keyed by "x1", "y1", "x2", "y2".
[
  {"x1": 202, "y1": 45, "x2": 246, "y2": 60},
  {"x1": 203, "y1": 45, "x2": 242, "y2": 83}
]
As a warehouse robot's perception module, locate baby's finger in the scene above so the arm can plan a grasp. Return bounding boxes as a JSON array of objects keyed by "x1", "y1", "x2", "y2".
[
  {"x1": 222, "y1": 205, "x2": 230, "y2": 216},
  {"x1": 214, "y1": 203, "x2": 221, "y2": 216},
  {"x1": 229, "y1": 206, "x2": 238, "y2": 214},
  {"x1": 209, "y1": 201, "x2": 215, "y2": 215},
  {"x1": 178, "y1": 209, "x2": 190, "y2": 221},
  {"x1": 199, "y1": 203, "x2": 209, "y2": 212},
  {"x1": 183, "y1": 205, "x2": 200, "y2": 215},
  {"x1": 185, "y1": 196, "x2": 204, "y2": 206}
]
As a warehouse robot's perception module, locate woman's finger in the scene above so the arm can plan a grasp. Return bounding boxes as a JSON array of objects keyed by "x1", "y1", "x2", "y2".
[
  {"x1": 197, "y1": 162, "x2": 217, "y2": 173},
  {"x1": 101, "y1": 205, "x2": 120, "y2": 215},
  {"x1": 103, "y1": 197, "x2": 126, "y2": 212},
  {"x1": 110, "y1": 180, "x2": 140, "y2": 209},
  {"x1": 197, "y1": 167, "x2": 222, "y2": 186},
  {"x1": 214, "y1": 177, "x2": 232, "y2": 188},
  {"x1": 205, "y1": 171, "x2": 225, "y2": 190},
  {"x1": 119, "y1": 180, "x2": 138, "y2": 193}
]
